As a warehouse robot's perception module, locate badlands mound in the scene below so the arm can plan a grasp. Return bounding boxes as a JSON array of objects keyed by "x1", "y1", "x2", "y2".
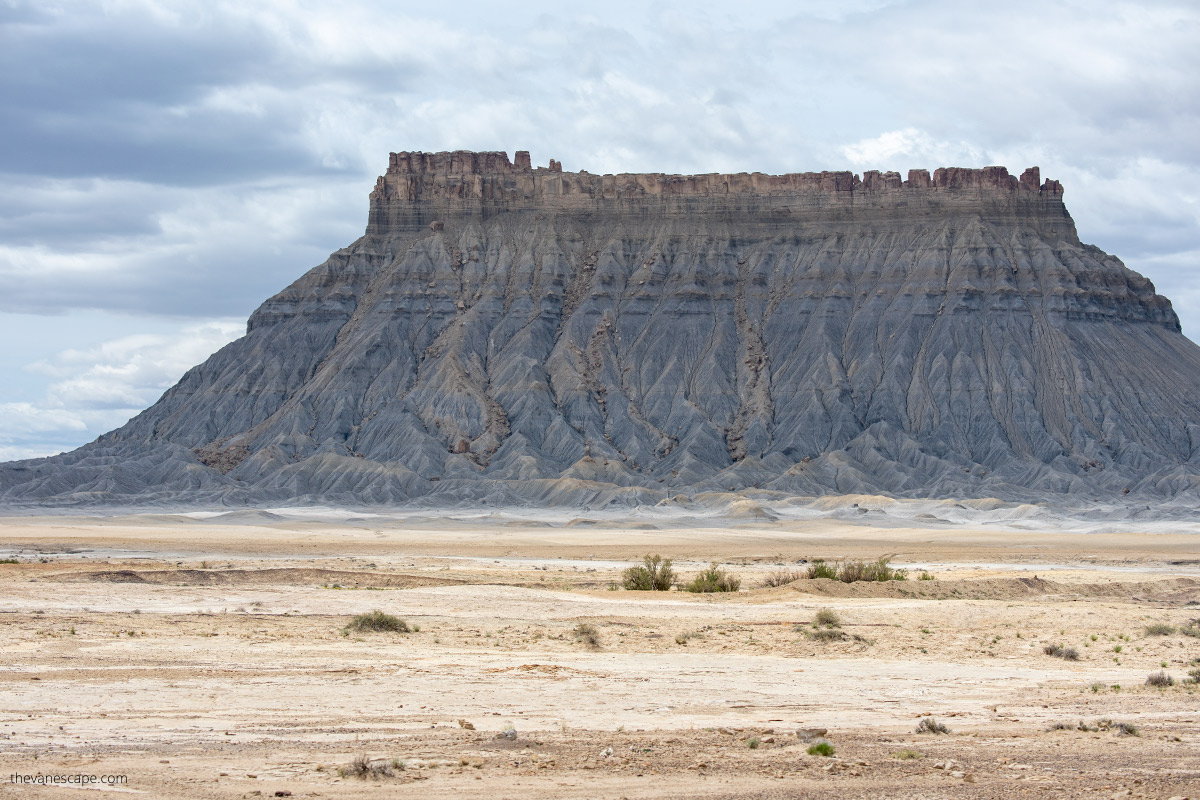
[{"x1": 3, "y1": 151, "x2": 1199, "y2": 507}]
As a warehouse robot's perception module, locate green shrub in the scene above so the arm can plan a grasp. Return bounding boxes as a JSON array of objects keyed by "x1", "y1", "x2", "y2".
[
  {"x1": 892, "y1": 748, "x2": 922, "y2": 759},
  {"x1": 806, "y1": 560, "x2": 838, "y2": 580},
  {"x1": 806, "y1": 740, "x2": 835, "y2": 756},
  {"x1": 836, "y1": 559, "x2": 868, "y2": 582},
  {"x1": 346, "y1": 610, "x2": 410, "y2": 633},
  {"x1": 1144, "y1": 623, "x2": 1176, "y2": 636},
  {"x1": 840, "y1": 557, "x2": 906, "y2": 582},
  {"x1": 746, "y1": 736, "x2": 761, "y2": 749},
  {"x1": 622, "y1": 554, "x2": 675, "y2": 591},
  {"x1": 917, "y1": 571, "x2": 934, "y2": 581},
  {"x1": 808, "y1": 628, "x2": 846, "y2": 642},
  {"x1": 814, "y1": 608, "x2": 841, "y2": 628},
  {"x1": 685, "y1": 563, "x2": 741, "y2": 593},
  {"x1": 808, "y1": 557, "x2": 907, "y2": 582}
]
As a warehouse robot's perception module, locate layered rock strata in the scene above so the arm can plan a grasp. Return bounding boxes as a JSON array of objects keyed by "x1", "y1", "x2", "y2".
[{"x1": 3, "y1": 151, "x2": 1199, "y2": 507}]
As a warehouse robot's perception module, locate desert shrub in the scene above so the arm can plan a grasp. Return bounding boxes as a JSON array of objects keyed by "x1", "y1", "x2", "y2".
[
  {"x1": 346, "y1": 610, "x2": 410, "y2": 633},
  {"x1": 685, "y1": 563, "x2": 741, "y2": 593},
  {"x1": 806, "y1": 740, "x2": 835, "y2": 756},
  {"x1": 675, "y1": 630, "x2": 705, "y2": 645},
  {"x1": 892, "y1": 748, "x2": 922, "y2": 759},
  {"x1": 806, "y1": 560, "x2": 838, "y2": 580},
  {"x1": 0, "y1": 558, "x2": 18, "y2": 565},
  {"x1": 807, "y1": 628, "x2": 846, "y2": 642},
  {"x1": 1181, "y1": 622, "x2": 1200, "y2": 638},
  {"x1": 837, "y1": 557, "x2": 907, "y2": 582},
  {"x1": 1044, "y1": 643, "x2": 1080, "y2": 661},
  {"x1": 1185, "y1": 668, "x2": 1200, "y2": 684},
  {"x1": 574, "y1": 623, "x2": 601, "y2": 647},
  {"x1": 917, "y1": 571, "x2": 934, "y2": 581},
  {"x1": 746, "y1": 736, "x2": 761, "y2": 749},
  {"x1": 916, "y1": 717, "x2": 950, "y2": 734},
  {"x1": 1113, "y1": 721, "x2": 1139, "y2": 736},
  {"x1": 1144, "y1": 623, "x2": 1176, "y2": 636},
  {"x1": 836, "y1": 559, "x2": 869, "y2": 583},
  {"x1": 1046, "y1": 721, "x2": 1075, "y2": 730},
  {"x1": 762, "y1": 569, "x2": 805, "y2": 588},
  {"x1": 1145, "y1": 670, "x2": 1174, "y2": 687},
  {"x1": 622, "y1": 554, "x2": 675, "y2": 591},
  {"x1": 814, "y1": 608, "x2": 841, "y2": 628},
  {"x1": 340, "y1": 754, "x2": 398, "y2": 779},
  {"x1": 809, "y1": 557, "x2": 909, "y2": 582}
]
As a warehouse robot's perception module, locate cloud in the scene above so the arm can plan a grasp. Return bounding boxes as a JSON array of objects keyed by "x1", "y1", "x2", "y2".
[
  {"x1": 1, "y1": 0, "x2": 1199, "y2": 459},
  {"x1": 0, "y1": 174, "x2": 365, "y2": 317},
  {"x1": 0, "y1": 319, "x2": 243, "y2": 459},
  {"x1": 841, "y1": 129, "x2": 986, "y2": 173}
]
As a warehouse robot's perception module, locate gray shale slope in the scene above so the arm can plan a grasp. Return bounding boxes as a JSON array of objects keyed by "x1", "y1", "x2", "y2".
[{"x1": 4, "y1": 151, "x2": 1200, "y2": 508}]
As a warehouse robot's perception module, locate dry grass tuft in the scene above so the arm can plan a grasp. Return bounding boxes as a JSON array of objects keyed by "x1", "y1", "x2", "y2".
[
  {"x1": 345, "y1": 610, "x2": 410, "y2": 634},
  {"x1": 762, "y1": 569, "x2": 805, "y2": 588},
  {"x1": 1043, "y1": 643, "x2": 1080, "y2": 661},
  {"x1": 916, "y1": 717, "x2": 950, "y2": 734},
  {"x1": 574, "y1": 622, "x2": 601, "y2": 648},
  {"x1": 1145, "y1": 670, "x2": 1174, "y2": 687},
  {"x1": 340, "y1": 754, "x2": 402, "y2": 779},
  {"x1": 813, "y1": 608, "x2": 841, "y2": 628}
]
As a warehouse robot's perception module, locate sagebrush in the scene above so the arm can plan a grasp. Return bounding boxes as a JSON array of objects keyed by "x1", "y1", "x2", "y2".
[
  {"x1": 622, "y1": 554, "x2": 675, "y2": 591},
  {"x1": 806, "y1": 557, "x2": 907, "y2": 582},
  {"x1": 346, "y1": 610, "x2": 410, "y2": 633},
  {"x1": 574, "y1": 622, "x2": 601, "y2": 647},
  {"x1": 762, "y1": 569, "x2": 805, "y2": 588},
  {"x1": 916, "y1": 717, "x2": 950, "y2": 734},
  {"x1": 1043, "y1": 643, "x2": 1080, "y2": 661},
  {"x1": 684, "y1": 563, "x2": 741, "y2": 593}
]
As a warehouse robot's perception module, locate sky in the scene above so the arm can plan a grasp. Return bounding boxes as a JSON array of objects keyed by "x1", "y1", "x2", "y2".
[{"x1": 1, "y1": 0, "x2": 1198, "y2": 461}]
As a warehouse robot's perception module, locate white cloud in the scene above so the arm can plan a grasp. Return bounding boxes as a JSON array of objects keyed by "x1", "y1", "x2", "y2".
[
  {"x1": 0, "y1": 403, "x2": 88, "y2": 435},
  {"x1": 0, "y1": 320, "x2": 242, "y2": 459},
  {"x1": 841, "y1": 128, "x2": 986, "y2": 172}
]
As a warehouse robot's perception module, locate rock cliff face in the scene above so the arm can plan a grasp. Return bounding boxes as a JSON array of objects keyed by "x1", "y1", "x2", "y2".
[{"x1": 4, "y1": 151, "x2": 1200, "y2": 507}]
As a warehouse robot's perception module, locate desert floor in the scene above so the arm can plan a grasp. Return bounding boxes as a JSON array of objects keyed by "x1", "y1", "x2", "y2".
[{"x1": 0, "y1": 501, "x2": 1197, "y2": 798}]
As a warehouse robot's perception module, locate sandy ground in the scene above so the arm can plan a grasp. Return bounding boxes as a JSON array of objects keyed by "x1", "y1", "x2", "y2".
[{"x1": 0, "y1": 507, "x2": 1197, "y2": 798}]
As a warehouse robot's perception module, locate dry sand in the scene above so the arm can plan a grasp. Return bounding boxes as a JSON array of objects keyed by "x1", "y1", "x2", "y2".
[{"x1": 0, "y1": 505, "x2": 1197, "y2": 798}]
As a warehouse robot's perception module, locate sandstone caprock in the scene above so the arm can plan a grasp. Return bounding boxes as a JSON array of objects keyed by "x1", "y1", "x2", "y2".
[{"x1": 4, "y1": 151, "x2": 1199, "y2": 507}]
